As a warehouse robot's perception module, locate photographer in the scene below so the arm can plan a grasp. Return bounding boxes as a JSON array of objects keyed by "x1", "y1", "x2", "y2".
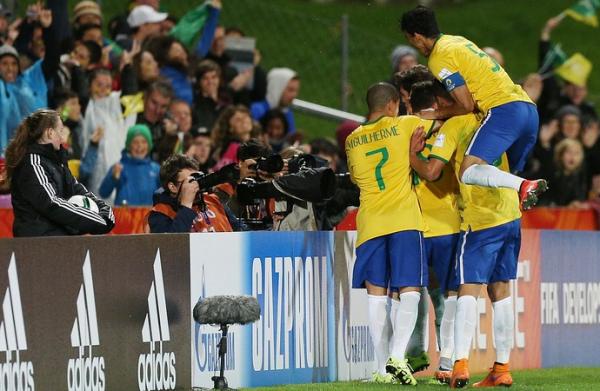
[
  {"x1": 147, "y1": 154, "x2": 251, "y2": 233},
  {"x1": 236, "y1": 144, "x2": 359, "y2": 231}
]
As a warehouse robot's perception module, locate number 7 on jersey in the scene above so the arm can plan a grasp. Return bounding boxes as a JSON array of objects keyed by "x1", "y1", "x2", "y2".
[{"x1": 365, "y1": 147, "x2": 389, "y2": 191}]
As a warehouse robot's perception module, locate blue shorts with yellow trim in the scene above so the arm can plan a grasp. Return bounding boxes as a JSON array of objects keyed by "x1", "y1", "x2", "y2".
[
  {"x1": 455, "y1": 219, "x2": 521, "y2": 285},
  {"x1": 352, "y1": 230, "x2": 428, "y2": 290},
  {"x1": 425, "y1": 234, "x2": 460, "y2": 292},
  {"x1": 466, "y1": 101, "x2": 538, "y2": 172}
]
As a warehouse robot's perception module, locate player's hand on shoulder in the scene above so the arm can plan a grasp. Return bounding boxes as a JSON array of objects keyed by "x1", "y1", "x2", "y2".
[{"x1": 410, "y1": 126, "x2": 426, "y2": 154}]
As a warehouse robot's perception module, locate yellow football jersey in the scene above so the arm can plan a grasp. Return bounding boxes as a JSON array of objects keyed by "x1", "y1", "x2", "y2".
[
  {"x1": 346, "y1": 116, "x2": 430, "y2": 247},
  {"x1": 415, "y1": 125, "x2": 461, "y2": 238},
  {"x1": 428, "y1": 114, "x2": 521, "y2": 232},
  {"x1": 428, "y1": 34, "x2": 532, "y2": 115}
]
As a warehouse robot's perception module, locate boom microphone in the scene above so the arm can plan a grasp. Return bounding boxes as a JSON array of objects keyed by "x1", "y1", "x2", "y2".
[{"x1": 193, "y1": 295, "x2": 261, "y2": 325}]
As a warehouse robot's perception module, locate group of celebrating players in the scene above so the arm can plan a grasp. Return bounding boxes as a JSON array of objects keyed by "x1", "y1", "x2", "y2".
[{"x1": 346, "y1": 6, "x2": 547, "y2": 388}]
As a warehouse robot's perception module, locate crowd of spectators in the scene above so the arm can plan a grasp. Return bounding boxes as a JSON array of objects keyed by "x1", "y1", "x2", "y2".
[
  {"x1": 0, "y1": 0, "x2": 359, "y2": 235},
  {"x1": 0, "y1": 1, "x2": 597, "y2": 237}
]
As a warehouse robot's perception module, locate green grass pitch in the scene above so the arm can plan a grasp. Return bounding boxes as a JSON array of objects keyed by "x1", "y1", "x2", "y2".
[{"x1": 242, "y1": 367, "x2": 598, "y2": 390}]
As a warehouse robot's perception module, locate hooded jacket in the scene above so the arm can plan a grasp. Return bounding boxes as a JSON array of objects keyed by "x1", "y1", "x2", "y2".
[
  {"x1": 250, "y1": 68, "x2": 297, "y2": 133},
  {"x1": 99, "y1": 151, "x2": 160, "y2": 206},
  {"x1": 10, "y1": 143, "x2": 115, "y2": 237}
]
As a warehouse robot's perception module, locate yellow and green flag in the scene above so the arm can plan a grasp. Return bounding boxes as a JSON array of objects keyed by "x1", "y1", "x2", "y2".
[
  {"x1": 555, "y1": 53, "x2": 593, "y2": 86},
  {"x1": 564, "y1": 0, "x2": 600, "y2": 27}
]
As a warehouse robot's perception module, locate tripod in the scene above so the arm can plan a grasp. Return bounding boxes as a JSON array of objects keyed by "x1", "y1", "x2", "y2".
[{"x1": 211, "y1": 324, "x2": 232, "y2": 390}]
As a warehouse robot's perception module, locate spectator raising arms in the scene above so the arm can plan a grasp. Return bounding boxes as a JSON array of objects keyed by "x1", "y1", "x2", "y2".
[
  {"x1": 99, "y1": 124, "x2": 160, "y2": 205},
  {"x1": 1, "y1": 3, "x2": 59, "y2": 156},
  {"x1": 5, "y1": 109, "x2": 114, "y2": 237}
]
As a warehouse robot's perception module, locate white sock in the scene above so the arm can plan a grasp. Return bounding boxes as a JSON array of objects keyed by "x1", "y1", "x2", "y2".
[
  {"x1": 407, "y1": 287, "x2": 429, "y2": 356},
  {"x1": 430, "y1": 288, "x2": 445, "y2": 349},
  {"x1": 440, "y1": 296, "x2": 457, "y2": 368},
  {"x1": 454, "y1": 295, "x2": 478, "y2": 360},
  {"x1": 461, "y1": 164, "x2": 524, "y2": 190},
  {"x1": 493, "y1": 297, "x2": 514, "y2": 364},
  {"x1": 368, "y1": 294, "x2": 391, "y2": 374},
  {"x1": 391, "y1": 291, "x2": 421, "y2": 361},
  {"x1": 390, "y1": 298, "x2": 400, "y2": 355}
]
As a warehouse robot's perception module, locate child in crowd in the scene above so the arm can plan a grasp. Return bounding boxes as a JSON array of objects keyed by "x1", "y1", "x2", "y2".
[
  {"x1": 541, "y1": 138, "x2": 589, "y2": 207},
  {"x1": 80, "y1": 68, "x2": 132, "y2": 195},
  {"x1": 99, "y1": 124, "x2": 160, "y2": 205}
]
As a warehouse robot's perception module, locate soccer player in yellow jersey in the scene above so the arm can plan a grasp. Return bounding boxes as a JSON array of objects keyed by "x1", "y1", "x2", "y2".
[
  {"x1": 395, "y1": 65, "x2": 461, "y2": 381},
  {"x1": 346, "y1": 82, "x2": 430, "y2": 386},
  {"x1": 409, "y1": 80, "x2": 521, "y2": 389},
  {"x1": 400, "y1": 6, "x2": 547, "y2": 210}
]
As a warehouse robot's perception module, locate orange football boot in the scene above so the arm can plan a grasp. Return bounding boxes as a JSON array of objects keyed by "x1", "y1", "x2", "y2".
[
  {"x1": 450, "y1": 358, "x2": 470, "y2": 388},
  {"x1": 473, "y1": 362, "x2": 513, "y2": 387}
]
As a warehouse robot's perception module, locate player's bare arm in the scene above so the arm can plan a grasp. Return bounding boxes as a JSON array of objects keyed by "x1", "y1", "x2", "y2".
[
  {"x1": 419, "y1": 85, "x2": 475, "y2": 120},
  {"x1": 409, "y1": 126, "x2": 445, "y2": 181}
]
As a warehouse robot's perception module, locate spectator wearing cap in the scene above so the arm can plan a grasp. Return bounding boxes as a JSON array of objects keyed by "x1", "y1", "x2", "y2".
[
  {"x1": 250, "y1": 68, "x2": 300, "y2": 134},
  {"x1": 109, "y1": 0, "x2": 161, "y2": 43},
  {"x1": 0, "y1": 3, "x2": 59, "y2": 156},
  {"x1": 99, "y1": 124, "x2": 160, "y2": 205},
  {"x1": 73, "y1": 1, "x2": 102, "y2": 31},
  {"x1": 118, "y1": 5, "x2": 167, "y2": 51}
]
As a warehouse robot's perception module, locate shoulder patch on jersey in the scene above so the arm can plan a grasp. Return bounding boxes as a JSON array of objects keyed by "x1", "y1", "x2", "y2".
[
  {"x1": 434, "y1": 133, "x2": 445, "y2": 147},
  {"x1": 438, "y1": 68, "x2": 453, "y2": 79}
]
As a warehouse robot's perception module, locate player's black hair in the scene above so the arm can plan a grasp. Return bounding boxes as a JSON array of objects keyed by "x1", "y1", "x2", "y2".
[
  {"x1": 409, "y1": 81, "x2": 437, "y2": 113},
  {"x1": 400, "y1": 6, "x2": 440, "y2": 38},
  {"x1": 393, "y1": 64, "x2": 435, "y2": 93},
  {"x1": 366, "y1": 82, "x2": 399, "y2": 113},
  {"x1": 410, "y1": 80, "x2": 452, "y2": 112}
]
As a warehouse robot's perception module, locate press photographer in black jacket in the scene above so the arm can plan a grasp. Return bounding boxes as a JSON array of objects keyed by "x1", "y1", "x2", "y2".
[{"x1": 5, "y1": 109, "x2": 115, "y2": 237}]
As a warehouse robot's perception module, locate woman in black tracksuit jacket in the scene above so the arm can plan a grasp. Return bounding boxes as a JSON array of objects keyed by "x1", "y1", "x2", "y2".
[{"x1": 5, "y1": 109, "x2": 115, "y2": 237}]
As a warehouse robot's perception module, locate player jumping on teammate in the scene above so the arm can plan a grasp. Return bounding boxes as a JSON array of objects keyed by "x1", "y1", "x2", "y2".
[{"x1": 400, "y1": 6, "x2": 547, "y2": 210}]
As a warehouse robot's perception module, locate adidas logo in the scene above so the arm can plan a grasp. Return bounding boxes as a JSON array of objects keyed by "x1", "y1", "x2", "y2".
[
  {"x1": 138, "y1": 250, "x2": 176, "y2": 391},
  {"x1": 67, "y1": 251, "x2": 105, "y2": 391},
  {"x1": 0, "y1": 253, "x2": 35, "y2": 391}
]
